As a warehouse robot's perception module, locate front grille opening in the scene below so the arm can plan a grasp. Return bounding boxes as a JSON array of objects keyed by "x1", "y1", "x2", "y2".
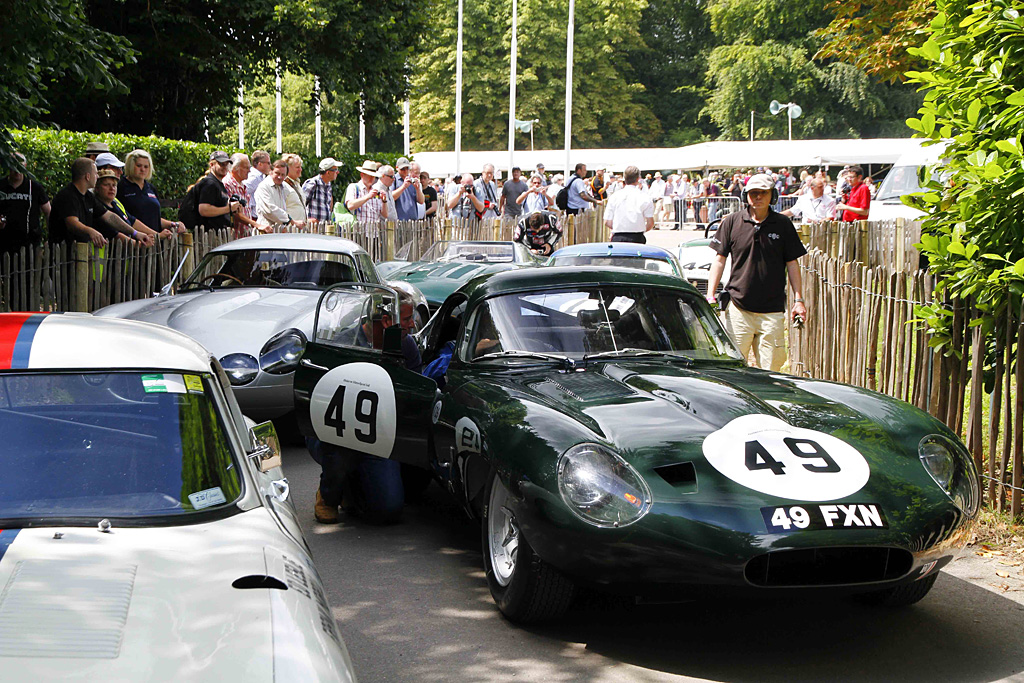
[
  {"x1": 654, "y1": 462, "x2": 697, "y2": 487},
  {"x1": 745, "y1": 547, "x2": 913, "y2": 587}
]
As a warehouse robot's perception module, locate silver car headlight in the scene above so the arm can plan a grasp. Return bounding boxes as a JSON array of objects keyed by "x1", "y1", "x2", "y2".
[
  {"x1": 919, "y1": 435, "x2": 979, "y2": 516},
  {"x1": 557, "y1": 443, "x2": 652, "y2": 528},
  {"x1": 220, "y1": 353, "x2": 259, "y2": 386},
  {"x1": 259, "y1": 328, "x2": 307, "y2": 375}
]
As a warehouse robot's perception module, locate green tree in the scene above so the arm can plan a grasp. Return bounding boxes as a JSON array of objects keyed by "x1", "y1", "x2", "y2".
[
  {"x1": 409, "y1": 0, "x2": 661, "y2": 152},
  {"x1": 907, "y1": 0, "x2": 1024, "y2": 350},
  {"x1": 44, "y1": 0, "x2": 423, "y2": 143},
  {"x1": 629, "y1": 0, "x2": 717, "y2": 145},
  {"x1": 0, "y1": 0, "x2": 134, "y2": 172}
]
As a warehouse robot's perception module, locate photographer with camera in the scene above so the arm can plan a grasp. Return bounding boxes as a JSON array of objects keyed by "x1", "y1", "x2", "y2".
[
  {"x1": 195, "y1": 151, "x2": 243, "y2": 231},
  {"x1": 345, "y1": 160, "x2": 389, "y2": 225},
  {"x1": 446, "y1": 173, "x2": 486, "y2": 220},
  {"x1": 223, "y1": 153, "x2": 265, "y2": 237}
]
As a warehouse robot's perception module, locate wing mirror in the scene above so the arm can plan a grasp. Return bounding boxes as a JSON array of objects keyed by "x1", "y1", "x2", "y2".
[{"x1": 248, "y1": 421, "x2": 283, "y2": 473}]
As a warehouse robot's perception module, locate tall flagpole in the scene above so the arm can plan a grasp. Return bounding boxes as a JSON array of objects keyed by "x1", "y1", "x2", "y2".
[
  {"x1": 359, "y1": 98, "x2": 366, "y2": 156},
  {"x1": 404, "y1": 99, "x2": 411, "y2": 156},
  {"x1": 455, "y1": 0, "x2": 464, "y2": 175},
  {"x1": 238, "y1": 85, "x2": 245, "y2": 149},
  {"x1": 315, "y1": 77, "x2": 322, "y2": 157},
  {"x1": 507, "y1": 0, "x2": 518, "y2": 176},
  {"x1": 275, "y1": 60, "x2": 282, "y2": 155},
  {"x1": 563, "y1": 0, "x2": 575, "y2": 176}
]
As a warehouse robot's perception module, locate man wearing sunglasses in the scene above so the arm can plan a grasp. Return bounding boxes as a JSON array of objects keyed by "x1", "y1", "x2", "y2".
[{"x1": 706, "y1": 173, "x2": 807, "y2": 371}]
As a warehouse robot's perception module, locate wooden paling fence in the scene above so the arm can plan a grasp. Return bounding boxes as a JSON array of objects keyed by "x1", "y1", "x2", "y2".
[
  {"x1": 0, "y1": 207, "x2": 607, "y2": 314},
  {"x1": 800, "y1": 218, "x2": 922, "y2": 274},
  {"x1": 791, "y1": 228, "x2": 1022, "y2": 518}
]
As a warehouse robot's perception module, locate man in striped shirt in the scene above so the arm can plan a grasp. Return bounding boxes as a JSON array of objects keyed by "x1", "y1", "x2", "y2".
[
  {"x1": 224, "y1": 153, "x2": 264, "y2": 237},
  {"x1": 345, "y1": 160, "x2": 388, "y2": 225},
  {"x1": 303, "y1": 158, "x2": 340, "y2": 223}
]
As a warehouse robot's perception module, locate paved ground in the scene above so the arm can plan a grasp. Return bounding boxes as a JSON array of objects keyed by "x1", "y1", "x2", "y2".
[{"x1": 280, "y1": 446, "x2": 1024, "y2": 683}]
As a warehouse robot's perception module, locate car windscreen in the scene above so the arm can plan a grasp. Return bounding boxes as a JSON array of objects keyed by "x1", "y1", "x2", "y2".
[
  {"x1": 551, "y1": 255, "x2": 677, "y2": 275},
  {"x1": 182, "y1": 250, "x2": 359, "y2": 289},
  {"x1": 0, "y1": 372, "x2": 242, "y2": 522},
  {"x1": 466, "y1": 286, "x2": 742, "y2": 361},
  {"x1": 422, "y1": 241, "x2": 515, "y2": 263}
]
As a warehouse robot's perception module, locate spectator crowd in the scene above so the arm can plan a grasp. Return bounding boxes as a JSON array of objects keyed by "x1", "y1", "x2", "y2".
[{"x1": 0, "y1": 138, "x2": 875, "y2": 255}]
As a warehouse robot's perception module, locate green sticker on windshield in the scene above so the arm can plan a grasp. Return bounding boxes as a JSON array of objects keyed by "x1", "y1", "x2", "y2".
[{"x1": 142, "y1": 374, "x2": 187, "y2": 394}]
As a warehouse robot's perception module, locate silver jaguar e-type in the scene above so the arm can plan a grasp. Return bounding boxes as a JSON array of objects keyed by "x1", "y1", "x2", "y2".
[{"x1": 95, "y1": 233, "x2": 425, "y2": 422}]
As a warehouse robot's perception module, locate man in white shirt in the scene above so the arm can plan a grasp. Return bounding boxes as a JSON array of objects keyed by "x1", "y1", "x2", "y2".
[
  {"x1": 373, "y1": 165, "x2": 399, "y2": 222},
  {"x1": 648, "y1": 171, "x2": 666, "y2": 198},
  {"x1": 473, "y1": 163, "x2": 499, "y2": 219},
  {"x1": 782, "y1": 178, "x2": 836, "y2": 224},
  {"x1": 254, "y1": 159, "x2": 304, "y2": 229},
  {"x1": 604, "y1": 165, "x2": 655, "y2": 244},
  {"x1": 546, "y1": 174, "x2": 564, "y2": 201}
]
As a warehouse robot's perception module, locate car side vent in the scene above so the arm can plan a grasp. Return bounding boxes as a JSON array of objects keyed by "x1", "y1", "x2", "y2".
[
  {"x1": 232, "y1": 575, "x2": 289, "y2": 590},
  {"x1": 745, "y1": 547, "x2": 913, "y2": 587},
  {"x1": 654, "y1": 462, "x2": 697, "y2": 487}
]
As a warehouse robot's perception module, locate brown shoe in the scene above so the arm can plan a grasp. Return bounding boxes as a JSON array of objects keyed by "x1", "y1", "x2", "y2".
[{"x1": 314, "y1": 489, "x2": 339, "y2": 524}]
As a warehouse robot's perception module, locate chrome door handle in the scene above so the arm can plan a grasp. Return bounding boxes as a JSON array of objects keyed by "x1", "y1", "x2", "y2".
[{"x1": 271, "y1": 478, "x2": 290, "y2": 503}]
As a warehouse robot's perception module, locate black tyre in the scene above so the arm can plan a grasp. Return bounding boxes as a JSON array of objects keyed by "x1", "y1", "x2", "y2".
[
  {"x1": 481, "y1": 471, "x2": 576, "y2": 623},
  {"x1": 855, "y1": 574, "x2": 938, "y2": 607}
]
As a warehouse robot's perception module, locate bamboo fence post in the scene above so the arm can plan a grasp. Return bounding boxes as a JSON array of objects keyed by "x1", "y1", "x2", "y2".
[
  {"x1": 967, "y1": 321, "x2": 985, "y2": 473},
  {"x1": 182, "y1": 232, "x2": 195, "y2": 279},
  {"x1": 1014, "y1": 301, "x2": 1023, "y2": 518},
  {"x1": 894, "y1": 217, "x2": 906, "y2": 274},
  {"x1": 1000, "y1": 304, "x2": 1014, "y2": 510},
  {"x1": 73, "y1": 242, "x2": 89, "y2": 312},
  {"x1": 385, "y1": 221, "x2": 396, "y2": 261}
]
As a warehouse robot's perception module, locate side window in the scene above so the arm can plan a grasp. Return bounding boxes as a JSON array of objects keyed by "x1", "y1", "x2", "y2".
[
  {"x1": 356, "y1": 252, "x2": 383, "y2": 285},
  {"x1": 315, "y1": 286, "x2": 398, "y2": 351}
]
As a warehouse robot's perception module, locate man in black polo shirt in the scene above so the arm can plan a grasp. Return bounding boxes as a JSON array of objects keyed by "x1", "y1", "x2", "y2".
[
  {"x1": 49, "y1": 158, "x2": 152, "y2": 247},
  {"x1": 706, "y1": 173, "x2": 807, "y2": 371},
  {"x1": 0, "y1": 152, "x2": 50, "y2": 254},
  {"x1": 197, "y1": 151, "x2": 242, "y2": 230}
]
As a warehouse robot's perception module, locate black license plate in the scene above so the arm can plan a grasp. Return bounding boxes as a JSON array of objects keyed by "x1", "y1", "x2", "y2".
[{"x1": 761, "y1": 503, "x2": 888, "y2": 532}]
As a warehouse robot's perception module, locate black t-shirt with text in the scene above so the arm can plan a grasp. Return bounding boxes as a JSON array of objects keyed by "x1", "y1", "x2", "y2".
[
  {"x1": 424, "y1": 186, "x2": 438, "y2": 216},
  {"x1": 48, "y1": 184, "x2": 114, "y2": 243},
  {"x1": 197, "y1": 174, "x2": 231, "y2": 230},
  {"x1": 0, "y1": 177, "x2": 49, "y2": 252},
  {"x1": 710, "y1": 209, "x2": 807, "y2": 313}
]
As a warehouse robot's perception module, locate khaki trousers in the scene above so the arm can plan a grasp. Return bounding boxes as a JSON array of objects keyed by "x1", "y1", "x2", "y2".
[{"x1": 724, "y1": 303, "x2": 787, "y2": 371}]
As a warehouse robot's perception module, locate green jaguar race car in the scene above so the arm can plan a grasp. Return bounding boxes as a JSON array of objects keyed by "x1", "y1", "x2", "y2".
[
  {"x1": 376, "y1": 240, "x2": 543, "y2": 315},
  {"x1": 294, "y1": 267, "x2": 979, "y2": 623}
]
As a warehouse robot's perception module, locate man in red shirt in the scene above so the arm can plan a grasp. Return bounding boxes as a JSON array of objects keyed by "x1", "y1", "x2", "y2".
[{"x1": 836, "y1": 165, "x2": 870, "y2": 222}]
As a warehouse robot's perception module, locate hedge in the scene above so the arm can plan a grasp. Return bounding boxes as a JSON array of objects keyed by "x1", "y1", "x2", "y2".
[{"x1": 11, "y1": 128, "x2": 406, "y2": 207}]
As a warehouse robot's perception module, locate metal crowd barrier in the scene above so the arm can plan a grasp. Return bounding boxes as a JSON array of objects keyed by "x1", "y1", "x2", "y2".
[{"x1": 666, "y1": 196, "x2": 743, "y2": 228}]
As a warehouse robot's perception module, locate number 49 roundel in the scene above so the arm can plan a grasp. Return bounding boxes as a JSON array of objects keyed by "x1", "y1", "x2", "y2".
[
  {"x1": 702, "y1": 414, "x2": 870, "y2": 501},
  {"x1": 310, "y1": 363, "x2": 397, "y2": 459}
]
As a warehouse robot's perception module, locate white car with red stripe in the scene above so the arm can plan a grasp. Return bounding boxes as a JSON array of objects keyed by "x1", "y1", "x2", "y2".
[{"x1": 0, "y1": 313, "x2": 356, "y2": 682}]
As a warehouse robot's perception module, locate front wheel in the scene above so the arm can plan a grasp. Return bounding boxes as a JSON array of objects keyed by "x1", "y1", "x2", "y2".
[
  {"x1": 855, "y1": 574, "x2": 938, "y2": 607},
  {"x1": 481, "y1": 471, "x2": 576, "y2": 623}
]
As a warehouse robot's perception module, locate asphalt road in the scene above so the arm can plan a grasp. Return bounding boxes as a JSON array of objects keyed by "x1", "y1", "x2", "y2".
[{"x1": 280, "y1": 445, "x2": 1024, "y2": 683}]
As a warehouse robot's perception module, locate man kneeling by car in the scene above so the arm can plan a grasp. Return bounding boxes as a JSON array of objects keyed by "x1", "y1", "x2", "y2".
[{"x1": 308, "y1": 290, "x2": 421, "y2": 524}]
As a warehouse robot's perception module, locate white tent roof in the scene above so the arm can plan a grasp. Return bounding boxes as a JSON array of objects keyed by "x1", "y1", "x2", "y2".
[{"x1": 411, "y1": 139, "x2": 925, "y2": 177}]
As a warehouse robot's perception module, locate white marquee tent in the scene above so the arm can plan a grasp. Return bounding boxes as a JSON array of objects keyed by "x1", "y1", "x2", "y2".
[{"x1": 411, "y1": 138, "x2": 925, "y2": 177}]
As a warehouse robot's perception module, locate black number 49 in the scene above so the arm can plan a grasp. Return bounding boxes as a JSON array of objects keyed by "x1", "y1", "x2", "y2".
[
  {"x1": 745, "y1": 438, "x2": 841, "y2": 475},
  {"x1": 324, "y1": 386, "x2": 379, "y2": 444}
]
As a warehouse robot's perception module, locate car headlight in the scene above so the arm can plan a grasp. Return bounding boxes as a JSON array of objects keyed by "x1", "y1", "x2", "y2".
[
  {"x1": 259, "y1": 328, "x2": 307, "y2": 374},
  {"x1": 220, "y1": 353, "x2": 259, "y2": 386},
  {"x1": 919, "y1": 435, "x2": 979, "y2": 516},
  {"x1": 557, "y1": 443, "x2": 652, "y2": 528}
]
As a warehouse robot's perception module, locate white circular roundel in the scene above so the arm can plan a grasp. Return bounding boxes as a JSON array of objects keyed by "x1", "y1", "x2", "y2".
[
  {"x1": 310, "y1": 363, "x2": 397, "y2": 459},
  {"x1": 702, "y1": 414, "x2": 870, "y2": 501}
]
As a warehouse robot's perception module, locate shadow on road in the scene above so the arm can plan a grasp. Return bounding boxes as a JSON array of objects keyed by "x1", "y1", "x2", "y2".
[{"x1": 284, "y1": 446, "x2": 1024, "y2": 683}]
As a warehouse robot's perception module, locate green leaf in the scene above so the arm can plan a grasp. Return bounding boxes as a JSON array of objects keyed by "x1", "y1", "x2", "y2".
[
  {"x1": 920, "y1": 39, "x2": 941, "y2": 61},
  {"x1": 1014, "y1": 258, "x2": 1024, "y2": 277},
  {"x1": 1007, "y1": 91, "x2": 1024, "y2": 106},
  {"x1": 967, "y1": 100, "x2": 982, "y2": 126}
]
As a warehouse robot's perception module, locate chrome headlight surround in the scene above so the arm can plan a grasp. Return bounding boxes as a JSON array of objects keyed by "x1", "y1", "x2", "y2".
[
  {"x1": 220, "y1": 353, "x2": 259, "y2": 386},
  {"x1": 259, "y1": 328, "x2": 307, "y2": 375},
  {"x1": 919, "y1": 434, "x2": 980, "y2": 516},
  {"x1": 557, "y1": 443, "x2": 652, "y2": 528}
]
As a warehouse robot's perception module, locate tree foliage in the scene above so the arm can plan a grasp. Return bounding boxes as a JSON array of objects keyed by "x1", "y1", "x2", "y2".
[
  {"x1": 906, "y1": 0, "x2": 1024, "y2": 350},
  {"x1": 816, "y1": 0, "x2": 935, "y2": 83},
  {"x1": 0, "y1": 0, "x2": 134, "y2": 172},
  {"x1": 44, "y1": 0, "x2": 424, "y2": 143},
  {"x1": 409, "y1": 0, "x2": 661, "y2": 151}
]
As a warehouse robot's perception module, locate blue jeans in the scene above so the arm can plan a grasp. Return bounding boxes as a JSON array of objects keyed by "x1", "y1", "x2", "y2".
[{"x1": 306, "y1": 437, "x2": 404, "y2": 523}]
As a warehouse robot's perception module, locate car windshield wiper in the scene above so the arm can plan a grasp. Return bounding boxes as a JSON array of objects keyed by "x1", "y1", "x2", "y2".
[
  {"x1": 474, "y1": 350, "x2": 577, "y2": 369},
  {"x1": 582, "y1": 348, "x2": 667, "y2": 361},
  {"x1": 179, "y1": 281, "x2": 214, "y2": 292}
]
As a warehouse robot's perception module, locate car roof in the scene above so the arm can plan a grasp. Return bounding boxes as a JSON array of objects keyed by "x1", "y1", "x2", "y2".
[
  {"x1": 211, "y1": 233, "x2": 367, "y2": 255},
  {"x1": 0, "y1": 313, "x2": 213, "y2": 373},
  {"x1": 459, "y1": 265, "x2": 700, "y2": 302},
  {"x1": 550, "y1": 242, "x2": 676, "y2": 260}
]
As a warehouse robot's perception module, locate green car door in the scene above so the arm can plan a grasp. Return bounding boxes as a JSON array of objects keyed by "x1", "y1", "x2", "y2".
[{"x1": 294, "y1": 283, "x2": 439, "y2": 469}]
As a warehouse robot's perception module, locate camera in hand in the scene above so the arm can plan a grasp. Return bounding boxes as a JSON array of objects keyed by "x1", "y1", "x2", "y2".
[
  {"x1": 229, "y1": 194, "x2": 247, "y2": 207},
  {"x1": 464, "y1": 185, "x2": 474, "y2": 194}
]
